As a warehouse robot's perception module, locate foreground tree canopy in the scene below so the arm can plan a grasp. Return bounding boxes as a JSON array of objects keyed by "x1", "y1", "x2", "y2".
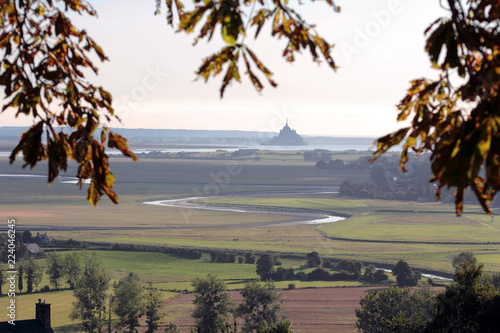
[
  {"x1": 356, "y1": 256, "x2": 500, "y2": 333},
  {"x1": 372, "y1": 0, "x2": 500, "y2": 215},
  {"x1": 1, "y1": 0, "x2": 498, "y2": 212},
  {"x1": 0, "y1": 0, "x2": 137, "y2": 205}
]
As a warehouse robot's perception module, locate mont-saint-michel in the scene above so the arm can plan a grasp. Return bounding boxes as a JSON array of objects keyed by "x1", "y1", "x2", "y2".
[{"x1": 261, "y1": 121, "x2": 307, "y2": 146}]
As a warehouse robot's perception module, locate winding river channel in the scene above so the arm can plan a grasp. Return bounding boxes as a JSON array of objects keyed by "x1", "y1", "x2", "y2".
[
  {"x1": 142, "y1": 195, "x2": 452, "y2": 281},
  {"x1": 0, "y1": 172, "x2": 452, "y2": 280},
  {"x1": 143, "y1": 196, "x2": 346, "y2": 225}
]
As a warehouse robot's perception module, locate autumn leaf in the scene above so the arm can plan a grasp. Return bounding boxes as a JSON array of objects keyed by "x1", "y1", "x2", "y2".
[{"x1": 2, "y1": 0, "x2": 137, "y2": 205}]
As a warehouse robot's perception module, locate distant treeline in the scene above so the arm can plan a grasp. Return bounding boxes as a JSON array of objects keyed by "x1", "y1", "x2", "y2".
[
  {"x1": 265, "y1": 253, "x2": 390, "y2": 284},
  {"x1": 315, "y1": 153, "x2": 495, "y2": 204},
  {"x1": 50, "y1": 240, "x2": 204, "y2": 260},
  {"x1": 110, "y1": 243, "x2": 202, "y2": 259},
  {"x1": 131, "y1": 148, "x2": 307, "y2": 161},
  {"x1": 339, "y1": 155, "x2": 500, "y2": 206}
]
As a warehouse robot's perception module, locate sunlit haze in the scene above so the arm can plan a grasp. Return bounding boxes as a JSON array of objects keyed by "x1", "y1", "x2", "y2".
[{"x1": 0, "y1": 0, "x2": 448, "y2": 137}]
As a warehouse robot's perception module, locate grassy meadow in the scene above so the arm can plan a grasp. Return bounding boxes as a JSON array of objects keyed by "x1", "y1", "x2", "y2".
[
  {"x1": 0, "y1": 250, "x2": 369, "y2": 332},
  {"x1": 1, "y1": 149, "x2": 499, "y2": 331},
  {"x1": 199, "y1": 197, "x2": 499, "y2": 243},
  {"x1": 1, "y1": 151, "x2": 499, "y2": 274},
  {"x1": 196, "y1": 196, "x2": 500, "y2": 272}
]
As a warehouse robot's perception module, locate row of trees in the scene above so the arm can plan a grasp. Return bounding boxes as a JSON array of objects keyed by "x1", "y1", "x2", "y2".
[
  {"x1": 0, "y1": 230, "x2": 47, "y2": 262},
  {"x1": 65, "y1": 252, "x2": 163, "y2": 333},
  {"x1": 110, "y1": 243, "x2": 202, "y2": 259},
  {"x1": 66, "y1": 252, "x2": 290, "y2": 333},
  {"x1": 210, "y1": 251, "x2": 258, "y2": 264},
  {"x1": 336, "y1": 155, "x2": 439, "y2": 201},
  {"x1": 192, "y1": 275, "x2": 291, "y2": 333},
  {"x1": 356, "y1": 254, "x2": 500, "y2": 332},
  {"x1": 316, "y1": 155, "x2": 373, "y2": 170},
  {"x1": 335, "y1": 154, "x2": 500, "y2": 207},
  {"x1": 304, "y1": 150, "x2": 333, "y2": 162},
  {"x1": 255, "y1": 252, "x2": 393, "y2": 285},
  {"x1": 0, "y1": 251, "x2": 82, "y2": 295},
  {"x1": 0, "y1": 238, "x2": 30, "y2": 262},
  {"x1": 0, "y1": 233, "x2": 90, "y2": 264},
  {"x1": 0, "y1": 251, "x2": 289, "y2": 332}
]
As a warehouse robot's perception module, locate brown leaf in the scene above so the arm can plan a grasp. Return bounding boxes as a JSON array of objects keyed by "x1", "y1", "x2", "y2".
[
  {"x1": 10, "y1": 122, "x2": 47, "y2": 169},
  {"x1": 107, "y1": 130, "x2": 138, "y2": 161}
]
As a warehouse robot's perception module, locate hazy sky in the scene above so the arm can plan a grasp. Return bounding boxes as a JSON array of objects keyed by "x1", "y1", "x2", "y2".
[{"x1": 1, "y1": 0, "x2": 448, "y2": 137}]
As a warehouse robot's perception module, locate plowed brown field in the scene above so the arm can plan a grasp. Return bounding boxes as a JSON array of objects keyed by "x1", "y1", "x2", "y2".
[{"x1": 145, "y1": 286, "x2": 387, "y2": 333}]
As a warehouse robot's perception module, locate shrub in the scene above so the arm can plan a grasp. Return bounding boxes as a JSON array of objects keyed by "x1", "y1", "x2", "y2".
[
  {"x1": 164, "y1": 323, "x2": 180, "y2": 333},
  {"x1": 373, "y1": 270, "x2": 389, "y2": 283},
  {"x1": 244, "y1": 251, "x2": 256, "y2": 264},
  {"x1": 392, "y1": 260, "x2": 422, "y2": 287},
  {"x1": 363, "y1": 265, "x2": 376, "y2": 282},
  {"x1": 321, "y1": 261, "x2": 334, "y2": 268},
  {"x1": 305, "y1": 251, "x2": 321, "y2": 267},
  {"x1": 271, "y1": 267, "x2": 296, "y2": 281},
  {"x1": 295, "y1": 272, "x2": 308, "y2": 281},
  {"x1": 210, "y1": 251, "x2": 236, "y2": 263},
  {"x1": 308, "y1": 268, "x2": 331, "y2": 281}
]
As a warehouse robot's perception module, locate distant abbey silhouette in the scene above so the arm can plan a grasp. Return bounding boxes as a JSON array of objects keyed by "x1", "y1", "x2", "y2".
[{"x1": 261, "y1": 120, "x2": 307, "y2": 146}]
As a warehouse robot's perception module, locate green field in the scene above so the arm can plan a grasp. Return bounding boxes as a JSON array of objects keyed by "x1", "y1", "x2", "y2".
[
  {"x1": 1, "y1": 152, "x2": 499, "y2": 275},
  {"x1": 1, "y1": 150, "x2": 500, "y2": 331},
  {"x1": 98, "y1": 251, "x2": 259, "y2": 283},
  {"x1": 0, "y1": 250, "x2": 371, "y2": 332},
  {"x1": 0, "y1": 251, "x2": 255, "y2": 331},
  {"x1": 195, "y1": 196, "x2": 500, "y2": 273},
  {"x1": 199, "y1": 197, "x2": 499, "y2": 243}
]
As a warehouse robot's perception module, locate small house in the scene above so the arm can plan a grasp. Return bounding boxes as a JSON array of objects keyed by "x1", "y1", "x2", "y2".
[
  {"x1": 34, "y1": 233, "x2": 56, "y2": 246},
  {"x1": 26, "y1": 243, "x2": 46, "y2": 258}
]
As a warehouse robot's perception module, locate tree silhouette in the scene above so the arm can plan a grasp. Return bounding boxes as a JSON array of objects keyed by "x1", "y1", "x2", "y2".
[
  {"x1": 71, "y1": 252, "x2": 110, "y2": 333},
  {"x1": 235, "y1": 280, "x2": 287, "y2": 332},
  {"x1": 256, "y1": 254, "x2": 275, "y2": 281},
  {"x1": 113, "y1": 272, "x2": 146, "y2": 333},
  {"x1": 23, "y1": 256, "x2": 43, "y2": 293},
  {"x1": 192, "y1": 274, "x2": 234, "y2": 333}
]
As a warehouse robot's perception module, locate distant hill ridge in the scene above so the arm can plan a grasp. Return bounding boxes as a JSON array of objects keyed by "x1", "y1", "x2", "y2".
[
  {"x1": 0, "y1": 126, "x2": 376, "y2": 145},
  {"x1": 0, "y1": 126, "x2": 274, "y2": 138}
]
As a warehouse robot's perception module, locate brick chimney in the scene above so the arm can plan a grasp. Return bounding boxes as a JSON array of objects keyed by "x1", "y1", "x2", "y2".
[{"x1": 36, "y1": 299, "x2": 51, "y2": 329}]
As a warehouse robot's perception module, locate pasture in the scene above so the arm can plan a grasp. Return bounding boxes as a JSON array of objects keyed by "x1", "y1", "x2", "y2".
[
  {"x1": 1, "y1": 152, "x2": 499, "y2": 274},
  {"x1": 0, "y1": 250, "x2": 375, "y2": 332},
  {"x1": 196, "y1": 196, "x2": 500, "y2": 272},
  {"x1": 199, "y1": 197, "x2": 498, "y2": 244},
  {"x1": 1, "y1": 149, "x2": 499, "y2": 331}
]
